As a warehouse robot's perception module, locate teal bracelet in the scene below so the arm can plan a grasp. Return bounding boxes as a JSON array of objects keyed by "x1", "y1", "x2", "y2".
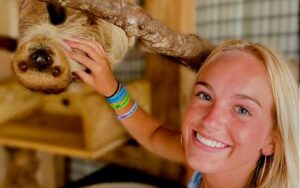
[
  {"x1": 111, "y1": 93, "x2": 130, "y2": 110},
  {"x1": 107, "y1": 85, "x2": 126, "y2": 104}
]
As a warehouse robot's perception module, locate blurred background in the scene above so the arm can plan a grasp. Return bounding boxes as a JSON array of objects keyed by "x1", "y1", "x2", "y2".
[{"x1": 0, "y1": 0, "x2": 298, "y2": 188}]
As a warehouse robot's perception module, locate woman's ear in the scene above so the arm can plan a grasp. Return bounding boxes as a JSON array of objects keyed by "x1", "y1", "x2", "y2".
[
  {"x1": 261, "y1": 133, "x2": 276, "y2": 156},
  {"x1": 261, "y1": 141, "x2": 274, "y2": 156}
]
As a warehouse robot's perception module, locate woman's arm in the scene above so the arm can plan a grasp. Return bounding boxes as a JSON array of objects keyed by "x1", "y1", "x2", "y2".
[
  {"x1": 119, "y1": 105, "x2": 184, "y2": 162},
  {"x1": 65, "y1": 38, "x2": 185, "y2": 163}
]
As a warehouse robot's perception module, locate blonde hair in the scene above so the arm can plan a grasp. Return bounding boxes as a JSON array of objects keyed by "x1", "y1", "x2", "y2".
[{"x1": 199, "y1": 40, "x2": 299, "y2": 188}]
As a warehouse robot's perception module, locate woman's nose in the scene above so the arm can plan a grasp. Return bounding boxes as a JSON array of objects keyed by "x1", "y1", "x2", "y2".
[{"x1": 202, "y1": 104, "x2": 227, "y2": 131}]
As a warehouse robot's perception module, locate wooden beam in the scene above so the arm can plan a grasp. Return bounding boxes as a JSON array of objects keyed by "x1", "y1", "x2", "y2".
[{"x1": 144, "y1": 0, "x2": 195, "y2": 183}]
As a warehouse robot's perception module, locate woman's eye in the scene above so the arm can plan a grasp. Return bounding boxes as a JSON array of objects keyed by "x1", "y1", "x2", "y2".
[
  {"x1": 234, "y1": 106, "x2": 251, "y2": 116},
  {"x1": 196, "y1": 91, "x2": 212, "y2": 101}
]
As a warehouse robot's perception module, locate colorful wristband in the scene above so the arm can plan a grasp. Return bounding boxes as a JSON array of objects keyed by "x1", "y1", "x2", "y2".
[
  {"x1": 117, "y1": 102, "x2": 138, "y2": 120},
  {"x1": 107, "y1": 85, "x2": 127, "y2": 104},
  {"x1": 111, "y1": 93, "x2": 130, "y2": 110}
]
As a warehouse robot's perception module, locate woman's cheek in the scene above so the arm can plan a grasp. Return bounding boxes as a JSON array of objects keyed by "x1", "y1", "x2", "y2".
[
  {"x1": 183, "y1": 105, "x2": 203, "y2": 128},
  {"x1": 227, "y1": 120, "x2": 260, "y2": 146}
]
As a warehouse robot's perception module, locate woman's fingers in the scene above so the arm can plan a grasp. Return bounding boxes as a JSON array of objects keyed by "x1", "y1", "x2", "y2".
[
  {"x1": 74, "y1": 70, "x2": 94, "y2": 86},
  {"x1": 66, "y1": 38, "x2": 106, "y2": 59},
  {"x1": 75, "y1": 38, "x2": 106, "y2": 56},
  {"x1": 65, "y1": 40, "x2": 100, "y2": 61},
  {"x1": 65, "y1": 38, "x2": 117, "y2": 95},
  {"x1": 67, "y1": 50, "x2": 98, "y2": 71}
]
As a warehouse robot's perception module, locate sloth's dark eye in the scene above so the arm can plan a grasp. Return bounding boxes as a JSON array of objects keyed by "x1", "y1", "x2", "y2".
[{"x1": 47, "y1": 3, "x2": 66, "y2": 25}]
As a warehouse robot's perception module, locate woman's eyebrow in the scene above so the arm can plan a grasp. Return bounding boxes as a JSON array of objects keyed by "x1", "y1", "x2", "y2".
[
  {"x1": 234, "y1": 94, "x2": 262, "y2": 108},
  {"x1": 196, "y1": 81, "x2": 262, "y2": 108},
  {"x1": 195, "y1": 81, "x2": 212, "y2": 90}
]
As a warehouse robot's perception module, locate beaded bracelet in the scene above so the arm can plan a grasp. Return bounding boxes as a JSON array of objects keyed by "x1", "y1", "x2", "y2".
[{"x1": 117, "y1": 102, "x2": 138, "y2": 120}]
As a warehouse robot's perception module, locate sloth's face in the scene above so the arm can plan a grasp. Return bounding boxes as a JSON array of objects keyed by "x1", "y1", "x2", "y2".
[
  {"x1": 12, "y1": 4, "x2": 82, "y2": 94},
  {"x1": 12, "y1": 2, "x2": 130, "y2": 94},
  {"x1": 12, "y1": 31, "x2": 79, "y2": 94}
]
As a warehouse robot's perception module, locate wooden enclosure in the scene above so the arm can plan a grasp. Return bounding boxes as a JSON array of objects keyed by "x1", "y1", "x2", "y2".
[
  {"x1": 0, "y1": 80, "x2": 151, "y2": 159},
  {"x1": 0, "y1": 80, "x2": 151, "y2": 187}
]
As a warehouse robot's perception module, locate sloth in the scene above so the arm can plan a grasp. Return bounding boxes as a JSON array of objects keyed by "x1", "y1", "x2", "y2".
[{"x1": 12, "y1": 0, "x2": 132, "y2": 94}]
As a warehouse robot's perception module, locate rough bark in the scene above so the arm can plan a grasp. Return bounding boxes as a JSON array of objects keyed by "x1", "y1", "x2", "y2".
[{"x1": 38, "y1": 0, "x2": 216, "y2": 71}]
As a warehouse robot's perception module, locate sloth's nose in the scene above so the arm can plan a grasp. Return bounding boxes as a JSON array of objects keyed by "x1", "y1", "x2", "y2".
[{"x1": 30, "y1": 49, "x2": 53, "y2": 70}]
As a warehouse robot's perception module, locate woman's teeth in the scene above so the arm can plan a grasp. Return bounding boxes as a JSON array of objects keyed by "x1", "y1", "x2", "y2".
[{"x1": 196, "y1": 133, "x2": 226, "y2": 148}]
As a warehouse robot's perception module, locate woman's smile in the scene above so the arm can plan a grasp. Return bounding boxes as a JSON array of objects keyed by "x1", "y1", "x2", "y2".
[{"x1": 192, "y1": 130, "x2": 230, "y2": 152}]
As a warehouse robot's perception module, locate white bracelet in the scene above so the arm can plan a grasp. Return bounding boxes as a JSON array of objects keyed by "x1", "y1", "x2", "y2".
[{"x1": 117, "y1": 102, "x2": 138, "y2": 120}]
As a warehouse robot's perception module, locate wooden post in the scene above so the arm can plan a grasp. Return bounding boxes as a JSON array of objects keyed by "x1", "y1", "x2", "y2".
[
  {"x1": 144, "y1": 0, "x2": 195, "y2": 183},
  {"x1": 1, "y1": 148, "x2": 40, "y2": 188},
  {"x1": 0, "y1": 148, "x2": 66, "y2": 188}
]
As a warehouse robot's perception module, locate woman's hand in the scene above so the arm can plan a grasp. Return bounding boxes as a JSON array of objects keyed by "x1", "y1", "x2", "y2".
[{"x1": 65, "y1": 38, "x2": 118, "y2": 96}]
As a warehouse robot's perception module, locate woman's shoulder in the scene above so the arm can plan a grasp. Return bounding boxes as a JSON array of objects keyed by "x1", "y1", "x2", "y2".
[{"x1": 188, "y1": 171, "x2": 202, "y2": 188}]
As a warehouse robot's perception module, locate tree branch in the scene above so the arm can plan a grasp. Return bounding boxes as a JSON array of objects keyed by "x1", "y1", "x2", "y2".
[{"x1": 38, "y1": 0, "x2": 216, "y2": 71}]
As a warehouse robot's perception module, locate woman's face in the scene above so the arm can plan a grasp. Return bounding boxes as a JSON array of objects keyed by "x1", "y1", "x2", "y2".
[{"x1": 182, "y1": 50, "x2": 274, "y2": 174}]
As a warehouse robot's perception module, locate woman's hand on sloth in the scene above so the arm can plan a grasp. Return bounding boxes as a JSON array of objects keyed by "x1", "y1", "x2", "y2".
[{"x1": 65, "y1": 38, "x2": 118, "y2": 96}]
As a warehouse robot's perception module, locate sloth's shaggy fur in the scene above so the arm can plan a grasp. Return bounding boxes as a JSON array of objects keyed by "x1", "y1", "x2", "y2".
[{"x1": 12, "y1": 0, "x2": 132, "y2": 93}]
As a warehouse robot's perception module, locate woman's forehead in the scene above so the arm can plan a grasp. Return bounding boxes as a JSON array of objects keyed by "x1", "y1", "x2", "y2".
[
  {"x1": 198, "y1": 50, "x2": 266, "y2": 75},
  {"x1": 196, "y1": 50, "x2": 274, "y2": 106}
]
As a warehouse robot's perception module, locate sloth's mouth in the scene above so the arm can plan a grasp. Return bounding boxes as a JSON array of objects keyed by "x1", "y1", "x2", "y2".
[{"x1": 40, "y1": 87, "x2": 66, "y2": 94}]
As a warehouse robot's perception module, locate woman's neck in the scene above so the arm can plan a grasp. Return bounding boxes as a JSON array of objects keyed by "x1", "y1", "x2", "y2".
[{"x1": 200, "y1": 163, "x2": 256, "y2": 188}]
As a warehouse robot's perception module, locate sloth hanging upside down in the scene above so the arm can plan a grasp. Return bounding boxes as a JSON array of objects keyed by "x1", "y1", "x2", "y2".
[
  {"x1": 12, "y1": 0, "x2": 215, "y2": 94},
  {"x1": 12, "y1": 0, "x2": 133, "y2": 94}
]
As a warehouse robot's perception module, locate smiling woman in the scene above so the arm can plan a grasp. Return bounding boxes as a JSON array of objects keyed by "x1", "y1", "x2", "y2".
[
  {"x1": 183, "y1": 40, "x2": 298, "y2": 188},
  {"x1": 63, "y1": 37, "x2": 298, "y2": 188}
]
